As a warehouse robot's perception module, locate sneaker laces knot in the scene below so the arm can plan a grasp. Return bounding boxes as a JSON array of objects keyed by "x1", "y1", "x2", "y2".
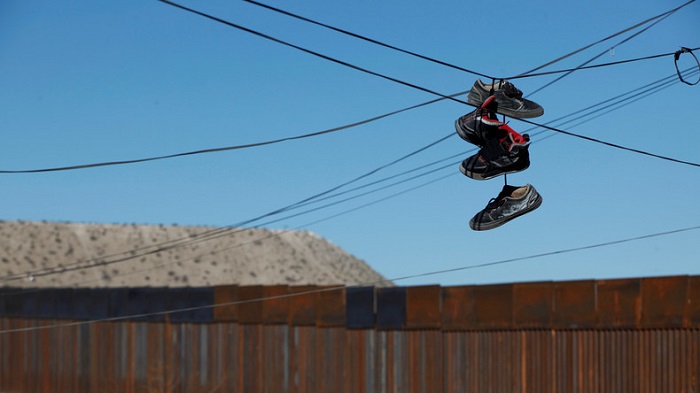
[{"x1": 500, "y1": 81, "x2": 523, "y2": 100}]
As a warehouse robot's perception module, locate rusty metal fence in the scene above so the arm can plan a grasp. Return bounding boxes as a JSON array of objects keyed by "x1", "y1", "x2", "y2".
[{"x1": 0, "y1": 275, "x2": 699, "y2": 392}]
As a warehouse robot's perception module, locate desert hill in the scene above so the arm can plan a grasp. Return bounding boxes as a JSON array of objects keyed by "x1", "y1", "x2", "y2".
[{"x1": 0, "y1": 221, "x2": 390, "y2": 288}]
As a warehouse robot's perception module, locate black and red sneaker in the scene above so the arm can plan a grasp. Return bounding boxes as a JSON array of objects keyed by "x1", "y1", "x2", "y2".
[
  {"x1": 454, "y1": 95, "x2": 502, "y2": 147},
  {"x1": 459, "y1": 123, "x2": 530, "y2": 180}
]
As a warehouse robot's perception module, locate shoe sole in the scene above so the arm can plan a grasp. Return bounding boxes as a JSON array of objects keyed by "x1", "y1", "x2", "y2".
[
  {"x1": 459, "y1": 162, "x2": 530, "y2": 180},
  {"x1": 470, "y1": 193, "x2": 542, "y2": 231},
  {"x1": 467, "y1": 95, "x2": 544, "y2": 119}
]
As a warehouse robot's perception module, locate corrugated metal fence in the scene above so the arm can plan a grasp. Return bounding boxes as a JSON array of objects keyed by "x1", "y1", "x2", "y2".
[{"x1": 1, "y1": 275, "x2": 699, "y2": 392}]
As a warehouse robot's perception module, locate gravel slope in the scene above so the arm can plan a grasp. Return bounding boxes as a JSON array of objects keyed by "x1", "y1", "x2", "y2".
[{"x1": 0, "y1": 221, "x2": 390, "y2": 288}]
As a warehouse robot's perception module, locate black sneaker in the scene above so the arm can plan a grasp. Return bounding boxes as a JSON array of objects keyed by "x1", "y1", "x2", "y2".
[
  {"x1": 467, "y1": 79, "x2": 544, "y2": 119},
  {"x1": 469, "y1": 184, "x2": 542, "y2": 231},
  {"x1": 455, "y1": 95, "x2": 502, "y2": 146},
  {"x1": 460, "y1": 123, "x2": 530, "y2": 180}
]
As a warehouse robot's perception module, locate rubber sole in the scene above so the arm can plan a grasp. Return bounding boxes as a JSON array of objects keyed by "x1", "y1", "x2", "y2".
[{"x1": 459, "y1": 161, "x2": 530, "y2": 180}]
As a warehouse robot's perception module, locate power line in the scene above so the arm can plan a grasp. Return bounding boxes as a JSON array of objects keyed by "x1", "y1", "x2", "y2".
[
  {"x1": 156, "y1": 0, "x2": 470, "y2": 109},
  {"x1": 0, "y1": 132, "x2": 455, "y2": 283},
  {"x1": 0, "y1": 171, "x2": 459, "y2": 297},
  {"x1": 517, "y1": 119, "x2": 700, "y2": 168},
  {"x1": 512, "y1": 0, "x2": 696, "y2": 77},
  {"x1": 2, "y1": 223, "x2": 698, "y2": 335},
  {"x1": 0, "y1": 90, "x2": 467, "y2": 174},
  {"x1": 242, "y1": 0, "x2": 695, "y2": 82},
  {"x1": 510, "y1": 46, "x2": 700, "y2": 81},
  {"x1": 240, "y1": 0, "x2": 495, "y2": 79},
  {"x1": 524, "y1": 11, "x2": 677, "y2": 96}
]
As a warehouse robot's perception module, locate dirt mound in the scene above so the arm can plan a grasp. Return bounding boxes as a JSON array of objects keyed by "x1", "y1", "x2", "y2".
[{"x1": 0, "y1": 221, "x2": 390, "y2": 288}]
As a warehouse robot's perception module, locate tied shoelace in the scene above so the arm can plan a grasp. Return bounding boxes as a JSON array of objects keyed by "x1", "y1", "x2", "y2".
[
  {"x1": 484, "y1": 197, "x2": 505, "y2": 211},
  {"x1": 484, "y1": 186, "x2": 518, "y2": 210},
  {"x1": 498, "y1": 81, "x2": 523, "y2": 100}
]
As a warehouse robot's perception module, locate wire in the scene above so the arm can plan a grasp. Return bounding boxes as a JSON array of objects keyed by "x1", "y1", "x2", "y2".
[
  {"x1": 240, "y1": 0, "x2": 495, "y2": 79},
  {"x1": 540, "y1": 69, "x2": 700, "y2": 142},
  {"x1": 524, "y1": 12, "x2": 676, "y2": 97},
  {"x1": 0, "y1": 90, "x2": 468, "y2": 174},
  {"x1": 242, "y1": 0, "x2": 695, "y2": 82},
  {"x1": 157, "y1": 0, "x2": 469, "y2": 106},
  {"x1": 0, "y1": 170, "x2": 459, "y2": 298},
  {"x1": 517, "y1": 118, "x2": 700, "y2": 168},
  {"x1": 2, "y1": 223, "x2": 698, "y2": 335},
  {"x1": 0, "y1": 132, "x2": 456, "y2": 283},
  {"x1": 512, "y1": 0, "x2": 696, "y2": 78},
  {"x1": 509, "y1": 46, "x2": 700, "y2": 81}
]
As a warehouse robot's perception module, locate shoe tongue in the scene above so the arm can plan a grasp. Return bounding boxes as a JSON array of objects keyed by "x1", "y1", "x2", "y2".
[
  {"x1": 498, "y1": 123, "x2": 530, "y2": 146},
  {"x1": 487, "y1": 185, "x2": 519, "y2": 208},
  {"x1": 498, "y1": 185, "x2": 520, "y2": 200},
  {"x1": 501, "y1": 81, "x2": 523, "y2": 99}
]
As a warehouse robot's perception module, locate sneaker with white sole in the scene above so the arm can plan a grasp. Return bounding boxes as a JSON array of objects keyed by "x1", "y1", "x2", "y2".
[
  {"x1": 467, "y1": 79, "x2": 544, "y2": 119},
  {"x1": 469, "y1": 184, "x2": 542, "y2": 231}
]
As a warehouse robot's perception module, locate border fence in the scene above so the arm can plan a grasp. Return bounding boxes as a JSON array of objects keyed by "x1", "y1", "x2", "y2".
[{"x1": 0, "y1": 274, "x2": 698, "y2": 392}]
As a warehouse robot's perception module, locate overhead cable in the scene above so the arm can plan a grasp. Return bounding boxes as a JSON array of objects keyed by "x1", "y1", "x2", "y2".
[
  {"x1": 0, "y1": 132, "x2": 456, "y2": 283},
  {"x1": 524, "y1": 12, "x2": 677, "y2": 96},
  {"x1": 0, "y1": 91, "x2": 467, "y2": 174},
  {"x1": 242, "y1": 0, "x2": 695, "y2": 82},
  {"x1": 241, "y1": 0, "x2": 494, "y2": 80},
  {"x1": 509, "y1": 46, "x2": 700, "y2": 81},
  {"x1": 512, "y1": 0, "x2": 696, "y2": 77}
]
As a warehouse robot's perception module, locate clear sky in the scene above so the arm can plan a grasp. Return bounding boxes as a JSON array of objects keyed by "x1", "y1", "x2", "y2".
[{"x1": 1, "y1": 0, "x2": 698, "y2": 287}]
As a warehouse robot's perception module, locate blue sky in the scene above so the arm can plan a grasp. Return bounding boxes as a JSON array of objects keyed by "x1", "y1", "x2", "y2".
[{"x1": 1, "y1": 0, "x2": 698, "y2": 286}]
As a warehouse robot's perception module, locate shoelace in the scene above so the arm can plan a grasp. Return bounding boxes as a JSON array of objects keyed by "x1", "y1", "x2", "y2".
[
  {"x1": 485, "y1": 186, "x2": 517, "y2": 210},
  {"x1": 484, "y1": 197, "x2": 503, "y2": 210},
  {"x1": 498, "y1": 81, "x2": 523, "y2": 100}
]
